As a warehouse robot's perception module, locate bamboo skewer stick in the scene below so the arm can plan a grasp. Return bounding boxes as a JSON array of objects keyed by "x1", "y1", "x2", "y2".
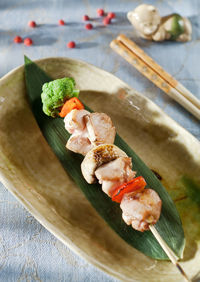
[
  {"x1": 110, "y1": 35, "x2": 200, "y2": 120},
  {"x1": 149, "y1": 225, "x2": 191, "y2": 282}
]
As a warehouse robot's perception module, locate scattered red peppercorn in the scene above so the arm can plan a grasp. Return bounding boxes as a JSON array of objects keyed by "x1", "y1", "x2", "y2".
[
  {"x1": 83, "y1": 15, "x2": 89, "y2": 21},
  {"x1": 67, "y1": 41, "x2": 75, "y2": 48},
  {"x1": 107, "y1": 12, "x2": 115, "y2": 19},
  {"x1": 58, "y1": 19, "x2": 65, "y2": 25},
  {"x1": 24, "y1": 38, "x2": 33, "y2": 46},
  {"x1": 28, "y1": 21, "x2": 36, "y2": 28},
  {"x1": 97, "y1": 8, "x2": 104, "y2": 17},
  {"x1": 85, "y1": 23, "x2": 93, "y2": 30},
  {"x1": 14, "y1": 36, "x2": 23, "y2": 43},
  {"x1": 103, "y1": 17, "x2": 111, "y2": 25}
]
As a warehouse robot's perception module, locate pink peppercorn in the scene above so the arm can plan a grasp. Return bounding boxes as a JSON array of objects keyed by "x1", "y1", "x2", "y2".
[
  {"x1": 28, "y1": 21, "x2": 36, "y2": 28},
  {"x1": 107, "y1": 12, "x2": 115, "y2": 19},
  {"x1": 67, "y1": 41, "x2": 75, "y2": 48},
  {"x1": 24, "y1": 38, "x2": 33, "y2": 46},
  {"x1": 85, "y1": 23, "x2": 93, "y2": 30},
  {"x1": 58, "y1": 19, "x2": 65, "y2": 25},
  {"x1": 14, "y1": 36, "x2": 23, "y2": 43},
  {"x1": 97, "y1": 8, "x2": 104, "y2": 16},
  {"x1": 83, "y1": 15, "x2": 89, "y2": 21},
  {"x1": 103, "y1": 17, "x2": 111, "y2": 25}
]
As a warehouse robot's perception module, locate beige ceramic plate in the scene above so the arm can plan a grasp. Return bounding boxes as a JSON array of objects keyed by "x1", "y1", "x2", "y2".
[{"x1": 0, "y1": 58, "x2": 200, "y2": 282}]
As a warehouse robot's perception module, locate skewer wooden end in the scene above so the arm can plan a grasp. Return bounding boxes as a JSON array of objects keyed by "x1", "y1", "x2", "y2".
[{"x1": 149, "y1": 225, "x2": 191, "y2": 282}]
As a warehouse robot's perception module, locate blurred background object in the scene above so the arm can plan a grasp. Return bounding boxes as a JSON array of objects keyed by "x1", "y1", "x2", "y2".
[{"x1": 127, "y1": 4, "x2": 192, "y2": 42}]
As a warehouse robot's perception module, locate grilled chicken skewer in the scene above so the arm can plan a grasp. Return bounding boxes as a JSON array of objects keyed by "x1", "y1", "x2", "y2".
[
  {"x1": 64, "y1": 111, "x2": 162, "y2": 232},
  {"x1": 64, "y1": 108, "x2": 191, "y2": 281},
  {"x1": 41, "y1": 78, "x2": 190, "y2": 281}
]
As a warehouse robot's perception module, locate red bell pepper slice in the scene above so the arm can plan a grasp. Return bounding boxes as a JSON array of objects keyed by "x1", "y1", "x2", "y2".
[
  {"x1": 111, "y1": 176, "x2": 147, "y2": 203},
  {"x1": 59, "y1": 97, "x2": 84, "y2": 118}
]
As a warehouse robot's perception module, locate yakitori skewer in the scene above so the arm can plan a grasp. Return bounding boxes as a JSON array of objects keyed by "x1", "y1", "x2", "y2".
[
  {"x1": 63, "y1": 107, "x2": 191, "y2": 281},
  {"x1": 41, "y1": 78, "x2": 190, "y2": 281}
]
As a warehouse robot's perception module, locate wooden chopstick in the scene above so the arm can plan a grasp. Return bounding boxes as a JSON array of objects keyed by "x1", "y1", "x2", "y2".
[
  {"x1": 117, "y1": 34, "x2": 200, "y2": 110},
  {"x1": 110, "y1": 34, "x2": 200, "y2": 120}
]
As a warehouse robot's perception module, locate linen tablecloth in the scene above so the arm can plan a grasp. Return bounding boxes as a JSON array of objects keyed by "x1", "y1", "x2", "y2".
[{"x1": 0, "y1": 0, "x2": 199, "y2": 281}]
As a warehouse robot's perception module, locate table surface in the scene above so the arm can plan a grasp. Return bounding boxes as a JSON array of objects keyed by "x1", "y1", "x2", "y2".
[{"x1": 0, "y1": 0, "x2": 199, "y2": 281}]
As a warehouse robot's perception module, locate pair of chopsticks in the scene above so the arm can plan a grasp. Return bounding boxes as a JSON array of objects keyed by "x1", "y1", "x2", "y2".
[{"x1": 110, "y1": 34, "x2": 200, "y2": 120}]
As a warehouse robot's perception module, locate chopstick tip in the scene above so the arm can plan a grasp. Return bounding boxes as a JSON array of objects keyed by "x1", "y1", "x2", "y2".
[{"x1": 109, "y1": 39, "x2": 119, "y2": 49}]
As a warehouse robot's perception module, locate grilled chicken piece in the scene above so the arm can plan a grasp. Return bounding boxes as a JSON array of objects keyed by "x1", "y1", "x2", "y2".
[
  {"x1": 120, "y1": 189, "x2": 162, "y2": 232},
  {"x1": 65, "y1": 110, "x2": 116, "y2": 156},
  {"x1": 64, "y1": 109, "x2": 90, "y2": 134},
  {"x1": 81, "y1": 144, "x2": 127, "y2": 184},
  {"x1": 66, "y1": 129, "x2": 93, "y2": 155},
  {"x1": 65, "y1": 109, "x2": 92, "y2": 155},
  {"x1": 95, "y1": 157, "x2": 136, "y2": 196},
  {"x1": 85, "y1": 113, "x2": 116, "y2": 146}
]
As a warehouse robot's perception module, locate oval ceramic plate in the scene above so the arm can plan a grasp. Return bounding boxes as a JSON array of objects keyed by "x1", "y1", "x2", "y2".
[{"x1": 0, "y1": 58, "x2": 200, "y2": 282}]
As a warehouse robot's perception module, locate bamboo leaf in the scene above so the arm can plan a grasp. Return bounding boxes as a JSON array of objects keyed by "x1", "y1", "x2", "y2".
[{"x1": 24, "y1": 56, "x2": 185, "y2": 260}]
